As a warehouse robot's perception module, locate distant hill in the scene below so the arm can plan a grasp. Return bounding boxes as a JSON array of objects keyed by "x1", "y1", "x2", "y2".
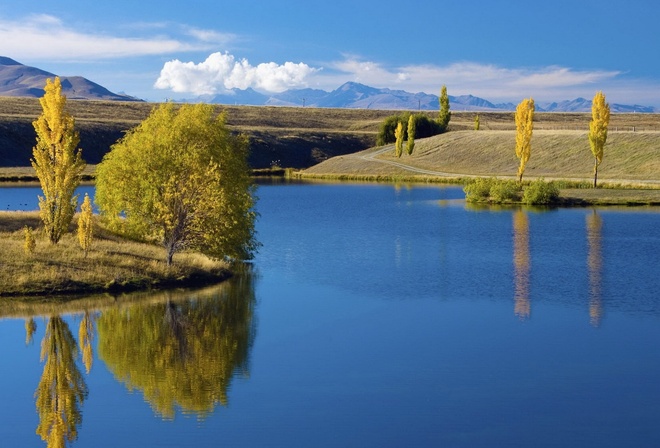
[
  {"x1": 0, "y1": 57, "x2": 141, "y2": 101},
  {"x1": 192, "y1": 81, "x2": 657, "y2": 113}
]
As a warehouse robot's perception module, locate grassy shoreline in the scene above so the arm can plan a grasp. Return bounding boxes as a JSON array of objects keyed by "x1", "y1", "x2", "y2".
[{"x1": 0, "y1": 212, "x2": 232, "y2": 298}]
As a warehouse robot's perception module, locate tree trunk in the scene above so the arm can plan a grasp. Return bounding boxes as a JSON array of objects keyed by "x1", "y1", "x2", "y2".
[{"x1": 593, "y1": 158, "x2": 599, "y2": 188}]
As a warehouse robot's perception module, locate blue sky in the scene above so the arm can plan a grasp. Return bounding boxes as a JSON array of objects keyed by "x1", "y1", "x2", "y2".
[{"x1": 1, "y1": 0, "x2": 659, "y2": 106}]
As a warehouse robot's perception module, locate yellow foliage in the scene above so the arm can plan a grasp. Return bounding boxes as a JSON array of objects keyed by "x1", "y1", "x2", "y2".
[
  {"x1": 31, "y1": 77, "x2": 86, "y2": 244},
  {"x1": 589, "y1": 91, "x2": 610, "y2": 187},
  {"x1": 514, "y1": 98, "x2": 535, "y2": 182},
  {"x1": 95, "y1": 103, "x2": 257, "y2": 265},
  {"x1": 77, "y1": 193, "x2": 93, "y2": 255},
  {"x1": 23, "y1": 225, "x2": 36, "y2": 255},
  {"x1": 394, "y1": 121, "x2": 404, "y2": 158}
]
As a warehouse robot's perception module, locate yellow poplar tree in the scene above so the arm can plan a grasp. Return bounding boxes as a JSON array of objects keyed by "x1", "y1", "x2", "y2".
[
  {"x1": 24, "y1": 225, "x2": 36, "y2": 255},
  {"x1": 514, "y1": 98, "x2": 535, "y2": 182},
  {"x1": 32, "y1": 77, "x2": 86, "y2": 244},
  {"x1": 588, "y1": 91, "x2": 610, "y2": 188},
  {"x1": 77, "y1": 193, "x2": 93, "y2": 256},
  {"x1": 438, "y1": 85, "x2": 451, "y2": 131},
  {"x1": 406, "y1": 114, "x2": 416, "y2": 155},
  {"x1": 394, "y1": 121, "x2": 404, "y2": 158}
]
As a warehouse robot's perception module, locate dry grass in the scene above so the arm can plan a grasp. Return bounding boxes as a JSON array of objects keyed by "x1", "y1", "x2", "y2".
[
  {"x1": 0, "y1": 212, "x2": 230, "y2": 296},
  {"x1": 307, "y1": 129, "x2": 660, "y2": 184},
  {"x1": 378, "y1": 129, "x2": 660, "y2": 181}
]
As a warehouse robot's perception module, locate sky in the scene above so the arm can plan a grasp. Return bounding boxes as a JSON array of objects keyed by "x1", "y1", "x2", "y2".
[{"x1": 1, "y1": 0, "x2": 659, "y2": 106}]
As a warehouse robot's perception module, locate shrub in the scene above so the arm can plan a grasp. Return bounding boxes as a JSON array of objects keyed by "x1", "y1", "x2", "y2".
[
  {"x1": 522, "y1": 179, "x2": 560, "y2": 205},
  {"x1": 490, "y1": 180, "x2": 521, "y2": 203},
  {"x1": 463, "y1": 178, "x2": 494, "y2": 202}
]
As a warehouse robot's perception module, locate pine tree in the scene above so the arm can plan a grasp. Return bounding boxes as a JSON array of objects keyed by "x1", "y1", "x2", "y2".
[
  {"x1": 514, "y1": 98, "x2": 535, "y2": 183},
  {"x1": 32, "y1": 77, "x2": 86, "y2": 244},
  {"x1": 589, "y1": 91, "x2": 610, "y2": 188}
]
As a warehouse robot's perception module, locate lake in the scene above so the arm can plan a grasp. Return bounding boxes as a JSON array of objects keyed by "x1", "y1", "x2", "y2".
[{"x1": 0, "y1": 182, "x2": 659, "y2": 447}]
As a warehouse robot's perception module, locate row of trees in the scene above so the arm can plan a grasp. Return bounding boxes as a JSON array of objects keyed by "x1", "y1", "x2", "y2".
[
  {"x1": 514, "y1": 91, "x2": 611, "y2": 187},
  {"x1": 376, "y1": 84, "x2": 452, "y2": 153},
  {"x1": 29, "y1": 77, "x2": 258, "y2": 265}
]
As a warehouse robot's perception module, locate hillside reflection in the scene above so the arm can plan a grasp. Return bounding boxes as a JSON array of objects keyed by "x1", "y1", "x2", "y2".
[{"x1": 97, "y1": 274, "x2": 256, "y2": 419}]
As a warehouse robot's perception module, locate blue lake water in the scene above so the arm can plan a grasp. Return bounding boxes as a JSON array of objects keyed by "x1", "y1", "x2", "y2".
[{"x1": 0, "y1": 182, "x2": 659, "y2": 447}]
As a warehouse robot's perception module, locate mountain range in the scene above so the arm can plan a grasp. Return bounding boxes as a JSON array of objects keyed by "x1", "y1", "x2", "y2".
[
  {"x1": 0, "y1": 56, "x2": 655, "y2": 112},
  {"x1": 198, "y1": 82, "x2": 657, "y2": 113},
  {"x1": 0, "y1": 57, "x2": 140, "y2": 101}
]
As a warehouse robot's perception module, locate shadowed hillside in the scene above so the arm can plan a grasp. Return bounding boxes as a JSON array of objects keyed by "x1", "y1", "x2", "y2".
[{"x1": 1, "y1": 96, "x2": 658, "y2": 170}]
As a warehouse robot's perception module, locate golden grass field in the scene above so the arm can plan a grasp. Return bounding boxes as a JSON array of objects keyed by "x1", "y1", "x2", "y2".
[{"x1": 0, "y1": 212, "x2": 230, "y2": 297}]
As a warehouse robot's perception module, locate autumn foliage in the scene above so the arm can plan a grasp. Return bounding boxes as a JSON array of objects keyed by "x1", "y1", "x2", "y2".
[{"x1": 31, "y1": 77, "x2": 86, "y2": 244}]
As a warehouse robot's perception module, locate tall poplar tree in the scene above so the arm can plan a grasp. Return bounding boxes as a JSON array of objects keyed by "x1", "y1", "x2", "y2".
[
  {"x1": 406, "y1": 114, "x2": 416, "y2": 155},
  {"x1": 514, "y1": 98, "x2": 535, "y2": 183},
  {"x1": 394, "y1": 121, "x2": 404, "y2": 158},
  {"x1": 32, "y1": 77, "x2": 86, "y2": 244},
  {"x1": 438, "y1": 85, "x2": 451, "y2": 131},
  {"x1": 588, "y1": 91, "x2": 610, "y2": 188}
]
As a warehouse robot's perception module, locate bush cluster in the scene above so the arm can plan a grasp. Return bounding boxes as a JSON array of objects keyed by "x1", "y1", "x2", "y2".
[
  {"x1": 464, "y1": 178, "x2": 560, "y2": 206},
  {"x1": 376, "y1": 113, "x2": 444, "y2": 146},
  {"x1": 522, "y1": 179, "x2": 560, "y2": 205}
]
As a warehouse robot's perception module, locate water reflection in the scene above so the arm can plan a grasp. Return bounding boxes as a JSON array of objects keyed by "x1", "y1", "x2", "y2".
[
  {"x1": 512, "y1": 210, "x2": 531, "y2": 320},
  {"x1": 97, "y1": 274, "x2": 256, "y2": 420},
  {"x1": 586, "y1": 210, "x2": 604, "y2": 327},
  {"x1": 35, "y1": 316, "x2": 88, "y2": 448}
]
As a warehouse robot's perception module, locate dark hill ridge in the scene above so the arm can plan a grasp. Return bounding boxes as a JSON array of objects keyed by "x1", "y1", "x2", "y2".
[{"x1": 0, "y1": 57, "x2": 140, "y2": 101}]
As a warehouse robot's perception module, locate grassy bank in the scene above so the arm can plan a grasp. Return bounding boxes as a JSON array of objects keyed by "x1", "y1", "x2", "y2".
[
  {"x1": 300, "y1": 127, "x2": 660, "y2": 205},
  {"x1": 0, "y1": 212, "x2": 231, "y2": 297}
]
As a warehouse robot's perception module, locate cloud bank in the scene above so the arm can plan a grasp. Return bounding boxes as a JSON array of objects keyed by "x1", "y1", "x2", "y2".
[
  {"x1": 0, "y1": 14, "x2": 225, "y2": 60},
  {"x1": 154, "y1": 52, "x2": 319, "y2": 95},
  {"x1": 319, "y1": 57, "x2": 626, "y2": 103}
]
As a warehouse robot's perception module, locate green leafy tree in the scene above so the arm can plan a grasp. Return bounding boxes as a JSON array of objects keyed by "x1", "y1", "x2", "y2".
[
  {"x1": 438, "y1": 85, "x2": 451, "y2": 131},
  {"x1": 32, "y1": 77, "x2": 86, "y2": 244},
  {"x1": 514, "y1": 98, "x2": 535, "y2": 182},
  {"x1": 406, "y1": 114, "x2": 416, "y2": 155},
  {"x1": 376, "y1": 113, "x2": 442, "y2": 146},
  {"x1": 95, "y1": 103, "x2": 258, "y2": 265},
  {"x1": 35, "y1": 316, "x2": 88, "y2": 448},
  {"x1": 97, "y1": 276, "x2": 256, "y2": 419},
  {"x1": 77, "y1": 193, "x2": 93, "y2": 256},
  {"x1": 589, "y1": 91, "x2": 610, "y2": 188},
  {"x1": 394, "y1": 121, "x2": 404, "y2": 157}
]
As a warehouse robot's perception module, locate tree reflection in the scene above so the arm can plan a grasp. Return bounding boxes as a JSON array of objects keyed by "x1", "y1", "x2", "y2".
[
  {"x1": 513, "y1": 210, "x2": 531, "y2": 320},
  {"x1": 78, "y1": 311, "x2": 96, "y2": 374},
  {"x1": 586, "y1": 210, "x2": 604, "y2": 327},
  {"x1": 25, "y1": 317, "x2": 37, "y2": 345},
  {"x1": 97, "y1": 274, "x2": 256, "y2": 419},
  {"x1": 35, "y1": 316, "x2": 88, "y2": 448}
]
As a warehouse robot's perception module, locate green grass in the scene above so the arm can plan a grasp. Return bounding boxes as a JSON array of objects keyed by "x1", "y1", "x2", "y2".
[{"x1": 0, "y1": 212, "x2": 231, "y2": 297}]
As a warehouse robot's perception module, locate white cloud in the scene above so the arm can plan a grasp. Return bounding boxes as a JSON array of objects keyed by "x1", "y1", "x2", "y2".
[
  {"x1": 309, "y1": 57, "x2": 658, "y2": 105},
  {"x1": 0, "y1": 14, "x2": 217, "y2": 60},
  {"x1": 154, "y1": 52, "x2": 319, "y2": 95}
]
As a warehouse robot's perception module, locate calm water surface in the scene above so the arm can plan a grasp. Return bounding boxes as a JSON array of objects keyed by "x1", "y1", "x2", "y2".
[{"x1": 0, "y1": 182, "x2": 659, "y2": 447}]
